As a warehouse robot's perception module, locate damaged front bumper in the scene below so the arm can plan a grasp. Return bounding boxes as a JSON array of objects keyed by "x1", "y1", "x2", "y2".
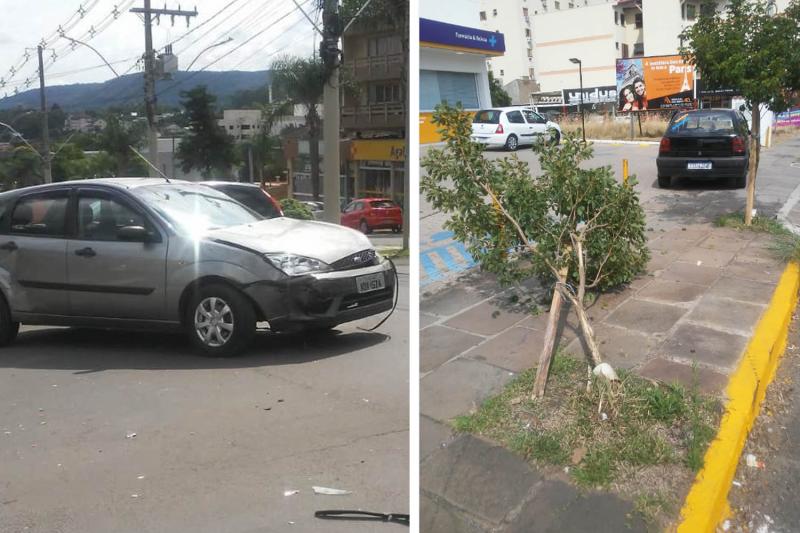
[{"x1": 243, "y1": 259, "x2": 396, "y2": 330}]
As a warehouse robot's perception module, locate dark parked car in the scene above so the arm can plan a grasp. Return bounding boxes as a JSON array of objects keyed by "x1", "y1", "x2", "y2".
[
  {"x1": 201, "y1": 181, "x2": 284, "y2": 219},
  {"x1": 656, "y1": 108, "x2": 751, "y2": 189}
]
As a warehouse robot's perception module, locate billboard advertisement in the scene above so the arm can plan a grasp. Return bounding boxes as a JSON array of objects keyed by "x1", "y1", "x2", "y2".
[
  {"x1": 562, "y1": 86, "x2": 618, "y2": 106},
  {"x1": 615, "y1": 55, "x2": 696, "y2": 112}
]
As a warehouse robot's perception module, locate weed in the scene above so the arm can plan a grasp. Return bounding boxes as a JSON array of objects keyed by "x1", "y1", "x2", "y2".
[
  {"x1": 715, "y1": 213, "x2": 791, "y2": 236},
  {"x1": 635, "y1": 492, "x2": 674, "y2": 524},
  {"x1": 573, "y1": 447, "x2": 616, "y2": 487},
  {"x1": 618, "y1": 429, "x2": 674, "y2": 466},
  {"x1": 644, "y1": 384, "x2": 688, "y2": 424},
  {"x1": 511, "y1": 432, "x2": 571, "y2": 464}
]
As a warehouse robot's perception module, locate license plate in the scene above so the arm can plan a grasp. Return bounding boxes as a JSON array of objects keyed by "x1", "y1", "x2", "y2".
[
  {"x1": 687, "y1": 161, "x2": 713, "y2": 170},
  {"x1": 356, "y1": 272, "x2": 385, "y2": 293}
]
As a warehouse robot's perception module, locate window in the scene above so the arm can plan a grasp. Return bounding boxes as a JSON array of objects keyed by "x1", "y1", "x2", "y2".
[
  {"x1": 620, "y1": 13, "x2": 626, "y2": 25},
  {"x1": 77, "y1": 194, "x2": 150, "y2": 242},
  {"x1": 369, "y1": 83, "x2": 402, "y2": 104},
  {"x1": 10, "y1": 193, "x2": 68, "y2": 237},
  {"x1": 506, "y1": 111, "x2": 525, "y2": 124},
  {"x1": 420, "y1": 70, "x2": 480, "y2": 111},
  {"x1": 241, "y1": 124, "x2": 251, "y2": 130},
  {"x1": 527, "y1": 48, "x2": 533, "y2": 59},
  {"x1": 616, "y1": 41, "x2": 620, "y2": 50},
  {"x1": 492, "y1": 8, "x2": 497, "y2": 16},
  {"x1": 217, "y1": 186, "x2": 281, "y2": 219},
  {"x1": 684, "y1": 3, "x2": 697, "y2": 19},
  {"x1": 615, "y1": 11, "x2": 619, "y2": 24},
  {"x1": 500, "y1": 69, "x2": 504, "y2": 76},
  {"x1": 554, "y1": 1, "x2": 560, "y2": 9},
  {"x1": 525, "y1": 28, "x2": 531, "y2": 37},
  {"x1": 633, "y1": 42, "x2": 644, "y2": 56},
  {"x1": 635, "y1": 13, "x2": 642, "y2": 28},
  {"x1": 479, "y1": 10, "x2": 486, "y2": 20},
  {"x1": 522, "y1": 110, "x2": 543, "y2": 123},
  {"x1": 523, "y1": 7, "x2": 528, "y2": 16},
  {"x1": 473, "y1": 110, "x2": 502, "y2": 124},
  {"x1": 621, "y1": 43, "x2": 629, "y2": 58},
  {"x1": 368, "y1": 35, "x2": 402, "y2": 57},
  {"x1": 700, "y1": 3, "x2": 715, "y2": 16}
]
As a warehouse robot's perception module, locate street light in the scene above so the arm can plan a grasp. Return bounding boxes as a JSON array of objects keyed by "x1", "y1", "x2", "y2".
[
  {"x1": 569, "y1": 57, "x2": 586, "y2": 144},
  {"x1": 186, "y1": 37, "x2": 234, "y2": 70},
  {"x1": 62, "y1": 36, "x2": 120, "y2": 78}
]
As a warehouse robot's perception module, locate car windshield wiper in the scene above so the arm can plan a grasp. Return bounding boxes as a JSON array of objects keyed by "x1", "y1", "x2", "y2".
[{"x1": 315, "y1": 510, "x2": 409, "y2": 526}]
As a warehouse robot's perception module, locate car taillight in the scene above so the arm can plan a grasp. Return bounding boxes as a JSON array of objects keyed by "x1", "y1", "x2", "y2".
[
  {"x1": 732, "y1": 136, "x2": 745, "y2": 155},
  {"x1": 495, "y1": 124, "x2": 504, "y2": 134},
  {"x1": 659, "y1": 137, "x2": 671, "y2": 155}
]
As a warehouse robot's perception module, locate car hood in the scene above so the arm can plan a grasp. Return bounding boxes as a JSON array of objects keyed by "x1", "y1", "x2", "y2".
[{"x1": 207, "y1": 217, "x2": 373, "y2": 264}]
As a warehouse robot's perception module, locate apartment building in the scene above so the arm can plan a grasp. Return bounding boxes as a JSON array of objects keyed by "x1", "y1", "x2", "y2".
[
  {"x1": 340, "y1": 17, "x2": 406, "y2": 202},
  {"x1": 420, "y1": 0, "x2": 504, "y2": 143}
]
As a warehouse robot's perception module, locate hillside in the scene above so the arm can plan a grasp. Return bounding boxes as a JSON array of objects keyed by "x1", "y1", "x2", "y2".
[{"x1": 0, "y1": 70, "x2": 272, "y2": 111}]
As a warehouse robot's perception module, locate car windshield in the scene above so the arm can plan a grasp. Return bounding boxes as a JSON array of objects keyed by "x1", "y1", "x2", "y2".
[
  {"x1": 132, "y1": 183, "x2": 262, "y2": 232},
  {"x1": 668, "y1": 111, "x2": 736, "y2": 135},
  {"x1": 473, "y1": 110, "x2": 501, "y2": 124}
]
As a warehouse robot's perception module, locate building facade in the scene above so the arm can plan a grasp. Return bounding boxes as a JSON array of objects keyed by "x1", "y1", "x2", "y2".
[
  {"x1": 420, "y1": 0, "x2": 504, "y2": 143},
  {"x1": 341, "y1": 16, "x2": 406, "y2": 204}
]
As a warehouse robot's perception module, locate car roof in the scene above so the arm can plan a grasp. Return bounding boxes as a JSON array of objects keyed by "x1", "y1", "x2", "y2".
[
  {"x1": 477, "y1": 106, "x2": 535, "y2": 112},
  {"x1": 0, "y1": 177, "x2": 192, "y2": 198},
  {"x1": 351, "y1": 197, "x2": 394, "y2": 202},
  {"x1": 201, "y1": 181, "x2": 261, "y2": 188}
]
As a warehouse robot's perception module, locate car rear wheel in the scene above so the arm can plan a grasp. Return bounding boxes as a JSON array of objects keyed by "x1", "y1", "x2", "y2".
[
  {"x1": 657, "y1": 175, "x2": 671, "y2": 188},
  {"x1": 186, "y1": 284, "x2": 256, "y2": 357},
  {"x1": 0, "y1": 294, "x2": 19, "y2": 347},
  {"x1": 359, "y1": 219, "x2": 372, "y2": 234},
  {"x1": 505, "y1": 134, "x2": 519, "y2": 151}
]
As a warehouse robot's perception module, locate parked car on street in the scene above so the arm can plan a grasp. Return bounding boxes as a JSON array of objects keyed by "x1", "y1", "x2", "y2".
[
  {"x1": 302, "y1": 201, "x2": 325, "y2": 220},
  {"x1": 0, "y1": 179, "x2": 395, "y2": 356},
  {"x1": 341, "y1": 198, "x2": 403, "y2": 234},
  {"x1": 201, "y1": 181, "x2": 284, "y2": 218},
  {"x1": 656, "y1": 108, "x2": 751, "y2": 188},
  {"x1": 471, "y1": 107, "x2": 562, "y2": 150}
]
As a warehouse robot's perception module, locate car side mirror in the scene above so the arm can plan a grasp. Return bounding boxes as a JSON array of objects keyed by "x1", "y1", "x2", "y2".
[
  {"x1": 118, "y1": 225, "x2": 151, "y2": 242},
  {"x1": 739, "y1": 104, "x2": 747, "y2": 112}
]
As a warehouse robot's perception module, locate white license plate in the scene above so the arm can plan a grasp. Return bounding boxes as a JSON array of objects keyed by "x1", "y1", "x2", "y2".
[
  {"x1": 356, "y1": 273, "x2": 385, "y2": 293},
  {"x1": 687, "y1": 161, "x2": 713, "y2": 170}
]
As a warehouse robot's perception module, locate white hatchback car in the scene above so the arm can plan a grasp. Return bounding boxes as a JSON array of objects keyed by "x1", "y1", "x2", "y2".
[{"x1": 471, "y1": 107, "x2": 562, "y2": 150}]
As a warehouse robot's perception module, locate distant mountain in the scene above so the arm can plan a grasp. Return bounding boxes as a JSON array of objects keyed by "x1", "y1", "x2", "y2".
[{"x1": 0, "y1": 70, "x2": 272, "y2": 112}]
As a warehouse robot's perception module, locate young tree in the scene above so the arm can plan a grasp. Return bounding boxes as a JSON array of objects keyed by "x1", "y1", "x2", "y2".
[
  {"x1": 271, "y1": 56, "x2": 326, "y2": 200},
  {"x1": 489, "y1": 71, "x2": 512, "y2": 107},
  {"x1": 680, "y1": 0, "x2": 800, "y2": 225},
  {"x1": 422, "y1": 106, "x2": 649, "y2": 397},
  {"x1": 99, "y1": 115, "x2": 146, "y2": 176},
  {"x1": 176, "y1": 86, "x2": 238, "y2": 178}
]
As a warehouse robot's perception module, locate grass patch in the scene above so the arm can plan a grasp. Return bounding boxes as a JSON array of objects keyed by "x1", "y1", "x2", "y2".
[
  {"x1": 452, "y1": 353, "x2": 721, "y2": 526},
  {"x1": 715, "y1": 212, "x2": 800, "y2": 262}
]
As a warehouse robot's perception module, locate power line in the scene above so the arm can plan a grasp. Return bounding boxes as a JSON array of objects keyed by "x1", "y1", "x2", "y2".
[
  {"x1": 172, "y1": 0, "x2": 270, "y2": 57},
  {"x1": 167, "y1": 0, "x2": 244, "y2": 47}
]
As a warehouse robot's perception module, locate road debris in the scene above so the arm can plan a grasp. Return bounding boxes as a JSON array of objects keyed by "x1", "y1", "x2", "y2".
[
  {"x1": 745, "y1": 454, "x2": 765, "y2": 468},
  {"x1": 283, "y1": 490, "x2": 300, "y2": 497},
  {"x1": 126, "y1": 432, "x2": 137, "y2": 439},
  {"x1": 312, "y1": 486, "x2": 352, "y2": 495}
]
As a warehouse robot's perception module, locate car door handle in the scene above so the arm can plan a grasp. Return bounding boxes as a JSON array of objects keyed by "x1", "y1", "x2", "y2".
[
  {"x1": 0, "y1": 241, "x2": 18, "y2": 251},
  {"x1": 75, "y1": 247, "x2": 96, "y2": 257}
]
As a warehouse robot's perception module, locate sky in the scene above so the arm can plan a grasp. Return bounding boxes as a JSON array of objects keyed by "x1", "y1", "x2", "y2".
[{"x1": 0, "y1": 0, "x2": 320, "y2": 96}]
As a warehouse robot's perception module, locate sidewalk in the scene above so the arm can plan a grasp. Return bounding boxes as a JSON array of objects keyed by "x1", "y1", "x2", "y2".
[{"x1": 420, "y1": 138, "x2": 800, "y2": 531}]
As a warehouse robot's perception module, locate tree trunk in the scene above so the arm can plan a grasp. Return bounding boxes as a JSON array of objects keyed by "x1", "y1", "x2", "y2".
[
  {"x1": 562, "y1": 289, "x2": 602, "y2": 368},
  {"x1": 532, "y1": 267, "x2": 568, "y2": 399},
  {"x1": 744, "y1": 101, "x2": 760, "y2": 225}
]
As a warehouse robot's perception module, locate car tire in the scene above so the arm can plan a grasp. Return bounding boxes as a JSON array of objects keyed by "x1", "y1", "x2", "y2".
[
  {"x1": 550, "y1": 130, "x2": 561, "y2": 146},
  {"x1": 185, "y1": 283, "x2": 256, "y2": 357},
  {"x1": 0, "y1": 294, "x2": 19, "y2": 347},
  {"x1": 505, "y1": 134, "x2": 519, "y2": 151},
  {"x1": 657, "y1": 175, "x2": 671, "y2": 188},
  {"x1": 359, "y1": 219, "x2": 372, "y2": 234}
]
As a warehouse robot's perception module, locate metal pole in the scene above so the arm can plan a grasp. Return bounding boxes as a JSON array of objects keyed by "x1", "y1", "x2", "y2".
[
  {"x1": 578, "y1": 62, "x2": 585, "y2": 144},
  {"x1": 37, "y1": 46, "x2": 52, "y2": 183},
  {"x1": 143, "y1": 0, "x2": 159, "y2": 177},
  {"x1": 322, "y1": 0, "x2": 341, "y2": 224}
]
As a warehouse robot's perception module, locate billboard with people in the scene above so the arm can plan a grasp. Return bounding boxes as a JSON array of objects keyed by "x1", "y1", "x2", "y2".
[{"x1": 616, "y1": 55, "x2": 696, "y2": 112}]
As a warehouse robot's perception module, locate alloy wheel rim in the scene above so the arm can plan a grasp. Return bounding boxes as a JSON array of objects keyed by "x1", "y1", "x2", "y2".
[
  {"x1": 509, "y1": 136, "x2": 517, "y2": 149},
  {"x1": 194, "y1": 297, "x2": 234, "y2": 347}
]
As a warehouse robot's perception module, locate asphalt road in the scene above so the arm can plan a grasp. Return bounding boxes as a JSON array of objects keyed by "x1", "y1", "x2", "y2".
[
  {"x1": 0, "y1": 259, "x2": 409, "y2": 533},
  {"x1": 420, "y1": 136, "x2": 800, "y2": 292}
]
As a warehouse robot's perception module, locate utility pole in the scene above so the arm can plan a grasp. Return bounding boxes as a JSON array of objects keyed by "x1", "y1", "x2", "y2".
[
  {"x1": 130, "y1": 2, "x2": 197, "y2": 177},
  {"x1": 321, "y1": 0, "x2": 341, "y2": 224},
  {"x1": 36, "y1": 46, "x2": 52, "y2": 183}
]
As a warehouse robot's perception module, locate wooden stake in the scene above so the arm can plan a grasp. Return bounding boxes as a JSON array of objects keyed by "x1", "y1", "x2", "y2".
[{"x1": 532, "y1": 267, "x2": 568, "y2": 399}]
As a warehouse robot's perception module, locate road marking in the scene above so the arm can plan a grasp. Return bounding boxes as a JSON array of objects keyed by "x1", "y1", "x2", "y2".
[{"x1": 420, "y1": 239, "x2": 477, "y2": 287}]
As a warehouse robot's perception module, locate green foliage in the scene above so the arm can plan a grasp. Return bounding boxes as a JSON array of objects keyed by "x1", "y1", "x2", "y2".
[
  {"x1": 572, "y1": 448, "x2": 616, "y2": 487},
  {"x1": 280, "y1": 198, "x2": 313, "y2": 220},
  {"x1": 176, "y1": 86, "x2": 238, "y2": 178},
  {"x1": 680, "y1": 0, "x2": 800, "y2": 114},
  {"x1": 51, "y1": 144, "x2": 117, "y2": 181},
  {"x1": 99, "y1": 115, "x2": 147, "y2": 176},
  {"x1": 0, "y1": 146, "x2": 42, "y2": 189},
  {"x1": 341, "y1": 0, "x2": 409, "y2": 34},
  {"x1": 489, "y1": 71, "x2": 512, "y2": 107},
  {"x1": 644, "y1": 384, "x2": 689, "y2": 423},
  {"x1": 421, "y1": 104, "x2": 649, "y2": 294}
]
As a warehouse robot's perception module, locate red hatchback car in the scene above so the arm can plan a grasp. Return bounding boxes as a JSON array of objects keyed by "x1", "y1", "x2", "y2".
[{"x1": 341, "y1": 198, "x2": 403, "y2": 234}]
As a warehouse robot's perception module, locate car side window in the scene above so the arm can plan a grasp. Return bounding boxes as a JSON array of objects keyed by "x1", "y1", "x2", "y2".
[
  {"x1": 343, "y1": 202, "x2": 355, "y2": 213},
  {"x1": 522, "y1": 110, "x2": 544, "y2": 124},
  {"x1": 77, "y1": 193, "x2": 149, "y2": 242},
  {"x1": 10, "y1": 192, "x2": 69, "y2": 237},
  {"x1": 506, "y1": 111, "x2": 525, "y2": 124}
]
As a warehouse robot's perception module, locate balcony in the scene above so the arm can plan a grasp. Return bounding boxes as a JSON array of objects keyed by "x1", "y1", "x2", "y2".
[
  {"x1": 345, "y1": 53, "x2": 404, "y2": 82},
  {"x1": 342, "y1": 103, "x2": 405, "y2": 130}
]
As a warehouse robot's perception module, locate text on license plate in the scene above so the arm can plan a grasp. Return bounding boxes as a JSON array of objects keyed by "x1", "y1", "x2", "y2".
[
  {"x1": 687, "y1": 161, "x2": 713, "y2": 170},
  {"x1": 356, "y1": 272, "x2": 385, "y2": 293}
]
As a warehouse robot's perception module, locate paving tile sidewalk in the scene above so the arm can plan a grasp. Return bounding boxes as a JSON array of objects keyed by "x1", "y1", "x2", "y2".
[{"x1": 420, "y1": 219, "x2": 787, "y2": 532}]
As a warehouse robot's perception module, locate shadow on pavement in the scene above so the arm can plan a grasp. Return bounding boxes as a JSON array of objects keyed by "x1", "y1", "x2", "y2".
[{"x1": 0, "y1": 327, "x2": 391, "y2": 372}]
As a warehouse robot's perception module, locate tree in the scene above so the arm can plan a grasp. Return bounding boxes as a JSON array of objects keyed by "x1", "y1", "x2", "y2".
[
  {"x1": 489, "y1": 71, "x2": 512, "y2": 107},
  {"x1": 271, "y1": 56, "x2": 326, "y2": 200},
  {"x1": 0, "y1": 146, "x2": 42, "y2": 189},
  {"x1": 99, "y1": 115, "x2": 146, "y2": 176},
  {"x1": 680, "y1": 0, "x2": 800, "y2": 225},
  {"x1": 176, "y1": 86, "x2": 238, "y2": 178},
  {"x1": 422, "y1": 106, "x2": 649, "y2": 397}
]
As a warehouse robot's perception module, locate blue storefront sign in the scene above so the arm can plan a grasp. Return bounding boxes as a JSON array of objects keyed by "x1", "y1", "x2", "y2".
[{"x1": 420, "y1": 18, "x2": 505, "y2": 54}]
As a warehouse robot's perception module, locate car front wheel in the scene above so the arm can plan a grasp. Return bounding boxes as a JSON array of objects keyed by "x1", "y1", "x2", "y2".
[
  {"x1": 186, "y1": 284, "x2": 256, "y2": 357},
  {"x1": 359, "y1": 219, "x2": 372, "y2": 234}
]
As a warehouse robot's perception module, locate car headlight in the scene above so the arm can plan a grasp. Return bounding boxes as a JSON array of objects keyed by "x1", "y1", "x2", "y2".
[{"x1": 264, "y1": 253, "x2": 332, "y2": 276}]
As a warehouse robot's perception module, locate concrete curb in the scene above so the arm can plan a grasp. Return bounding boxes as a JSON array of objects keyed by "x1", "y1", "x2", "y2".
[{"x1": 677, "y1": 262, "x2": 800, "y2": 532}]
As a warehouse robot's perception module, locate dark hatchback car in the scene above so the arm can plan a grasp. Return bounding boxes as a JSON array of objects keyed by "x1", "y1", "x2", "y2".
[
  {"x1": 656, "y1": 109, "x2": 751, "y2": 188},
  {"x1": 201, "y1": 181, "x2": 284, "y2": 219}
]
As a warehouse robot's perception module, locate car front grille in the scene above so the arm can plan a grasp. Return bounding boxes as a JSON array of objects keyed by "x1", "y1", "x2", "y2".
[{"x1": 331, "y1": 249, "x2": 380, "y2": 271}]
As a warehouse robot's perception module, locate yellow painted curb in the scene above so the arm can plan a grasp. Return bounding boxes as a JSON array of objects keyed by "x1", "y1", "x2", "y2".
[{"x1": 677, "y1": 262, "x2": 800, "y2": 532}]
